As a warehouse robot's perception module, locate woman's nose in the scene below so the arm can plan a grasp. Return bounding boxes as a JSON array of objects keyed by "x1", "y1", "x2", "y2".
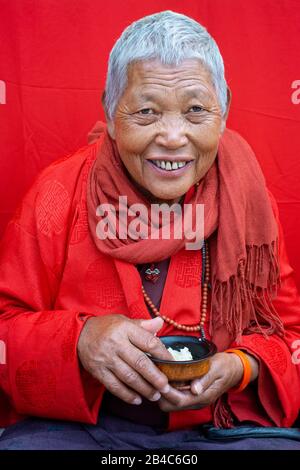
[{"x1": 155, "y1": 117, "x2": 189, "y2": 149}]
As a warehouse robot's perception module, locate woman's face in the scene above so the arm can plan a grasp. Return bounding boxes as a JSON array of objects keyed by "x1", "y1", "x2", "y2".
[{"x1": 107, "y1": 58, "x2": 228, "y2": 204}]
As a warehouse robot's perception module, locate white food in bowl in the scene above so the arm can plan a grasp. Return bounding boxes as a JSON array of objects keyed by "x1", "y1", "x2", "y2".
[{"x1": 167, "y1": 346, "x2": 193, "y2": 361}]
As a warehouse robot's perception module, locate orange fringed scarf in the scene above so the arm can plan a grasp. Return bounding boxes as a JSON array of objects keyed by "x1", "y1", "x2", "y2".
[{"x1": 87, "y1": 123, "x2": 283, "y2": 341}]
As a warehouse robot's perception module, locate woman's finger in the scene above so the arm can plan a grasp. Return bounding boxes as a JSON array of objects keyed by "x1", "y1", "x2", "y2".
[
  {"x1": 190, "y1": 370, "x2": 217, "y2": 396},
  {"x1": 158, "y1": 389, "x2": 202, "y2": 412},
  {"x1": 119, "y1": 344, "x2": 170, "y2": 394},
  {"x1": 190, "y1": 354, "x2": 225, "y2": 396},
  {"x1": 96, "y1": 366, "x2": 143, "y2": 405},
  {"x1": 111, "y1": 356, "x2": 162, "y2": 402},
  {"x1": 127, "y1": 324, "x2": 173, "y2": 361}
]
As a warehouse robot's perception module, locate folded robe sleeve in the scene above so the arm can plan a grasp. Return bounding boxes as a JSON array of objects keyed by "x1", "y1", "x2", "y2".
[
  {"x1": 227, "y1": 191, "x2": 300, "y2": 427},
  {"x1": 0, "y1": 174, "x2": 105, "y2": 427}
]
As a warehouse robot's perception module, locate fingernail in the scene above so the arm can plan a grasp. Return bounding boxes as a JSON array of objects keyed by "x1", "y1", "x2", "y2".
[
  {"x1": 194, "y1": 383, "x2": 203, "y2": 395},
  {"x1": 161, "y1": 384, "x2": 170, "y2": 393},
  {"x1": 150, "y1": 391, "x2": 161, "y2": 401},
  {"x1": 132, "y1": 397, "x2": 142, "y2": 405}
]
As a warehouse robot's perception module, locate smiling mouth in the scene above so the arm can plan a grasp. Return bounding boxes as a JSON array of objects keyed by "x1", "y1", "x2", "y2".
[{"x1": 148, "y1": 159, "x2": 193, "y2": 171}]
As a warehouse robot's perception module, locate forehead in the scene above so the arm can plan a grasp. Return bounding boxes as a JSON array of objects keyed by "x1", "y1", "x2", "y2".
[{"x1": 126, "y1": 58, "x2": 214, "y2": 94}]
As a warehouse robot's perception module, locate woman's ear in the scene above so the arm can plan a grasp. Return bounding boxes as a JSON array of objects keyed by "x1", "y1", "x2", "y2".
[
  {"x1": 107, "y1": 120, "x2": 116, "y2": 140},
  {"x1": 101, "y1": 90, "x2": 116, "y2": 139},
  {"x1": 220, "y1": 87, "x2": 232, "y2": 133}
]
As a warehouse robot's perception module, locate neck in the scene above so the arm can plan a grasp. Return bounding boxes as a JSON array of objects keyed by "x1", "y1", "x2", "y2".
[{"x1": 148, "y1": 195, "x2": 184, "y2": 206}]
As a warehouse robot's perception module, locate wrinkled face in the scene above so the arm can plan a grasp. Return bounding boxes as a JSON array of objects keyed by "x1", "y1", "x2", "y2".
[{"x1": 107, "y1": 58, "x2": 228, "y2": 204}]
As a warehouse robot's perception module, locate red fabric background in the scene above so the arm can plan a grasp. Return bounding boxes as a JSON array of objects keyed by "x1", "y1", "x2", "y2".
[{"x1": 0, "y1": 0, "x2": 300, "y2": 284}]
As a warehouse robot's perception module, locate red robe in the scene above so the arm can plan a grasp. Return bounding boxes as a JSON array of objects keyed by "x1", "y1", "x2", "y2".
[{"x1": 0, "y1": 141, "x2": 300, "y2": 430}]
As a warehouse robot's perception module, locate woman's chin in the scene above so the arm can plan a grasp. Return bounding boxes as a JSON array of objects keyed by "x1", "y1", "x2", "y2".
[
  {"x1": 144, "y1": 188, "x2": 188, "y2": 205},
  {"x1": 132, "y1": 174, "x2": 195, "y2": 204}
]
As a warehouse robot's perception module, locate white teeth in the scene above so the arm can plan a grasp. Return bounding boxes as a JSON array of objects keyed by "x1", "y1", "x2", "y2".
[{"x1": 151, "y1": 160, "x2": 189, "y2": 171}]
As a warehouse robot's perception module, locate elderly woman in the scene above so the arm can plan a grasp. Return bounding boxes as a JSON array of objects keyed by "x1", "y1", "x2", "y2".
[{"x1": 0, "y1": 11, "x2": 300, "y2": 450}]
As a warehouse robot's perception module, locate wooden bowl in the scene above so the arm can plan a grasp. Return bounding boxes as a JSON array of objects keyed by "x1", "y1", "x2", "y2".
[{"x1": 148, "y1": 336, "x2": 217, "y2": 390}]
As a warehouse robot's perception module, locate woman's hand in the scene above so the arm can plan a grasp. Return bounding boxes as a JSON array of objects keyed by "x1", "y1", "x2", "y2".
[
  {"x1": 77, "y1": 315, "x2": 173, "y2": 405},
  {"x1": 157, "y1": 351, "x2": 259, "y2": 412}
]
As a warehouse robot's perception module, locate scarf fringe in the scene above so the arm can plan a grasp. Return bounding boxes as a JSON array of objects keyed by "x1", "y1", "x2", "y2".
[
  {"x1": 210, "y1": 240, "x2": 284, "y2": 342},
  {"x1": 213, "y1": 396, "x2": 235, "y2": 429}
]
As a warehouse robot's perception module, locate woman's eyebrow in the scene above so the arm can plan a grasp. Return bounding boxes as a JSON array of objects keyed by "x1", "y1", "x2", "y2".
[
  {"x1": 181, "y1": 88, "x2": 210, "y2": 99},
  {"x1": 136, "y1": 88, "x2": 211, "y2": 103},
  {"x1": 138, "y1": 92, "x2": 157, "y2": 102}
]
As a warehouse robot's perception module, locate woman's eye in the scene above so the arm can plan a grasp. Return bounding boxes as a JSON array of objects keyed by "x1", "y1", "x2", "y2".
[
  {"x1": 189, "y1": 105, "x2": 204, "y2": 113},
  {"x1": 138, "y1": 108, "x2": 154, "y2": 115}
]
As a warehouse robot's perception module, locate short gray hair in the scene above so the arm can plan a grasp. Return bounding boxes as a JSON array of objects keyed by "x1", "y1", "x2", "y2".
[{"x1": 103, "y1": 10, "x2": 228, "y2": 120}]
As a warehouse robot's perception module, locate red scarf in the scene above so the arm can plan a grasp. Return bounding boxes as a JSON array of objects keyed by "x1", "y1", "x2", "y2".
[{"x1": 87, "y1": 123, "x2": 283, "y2": 340}]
